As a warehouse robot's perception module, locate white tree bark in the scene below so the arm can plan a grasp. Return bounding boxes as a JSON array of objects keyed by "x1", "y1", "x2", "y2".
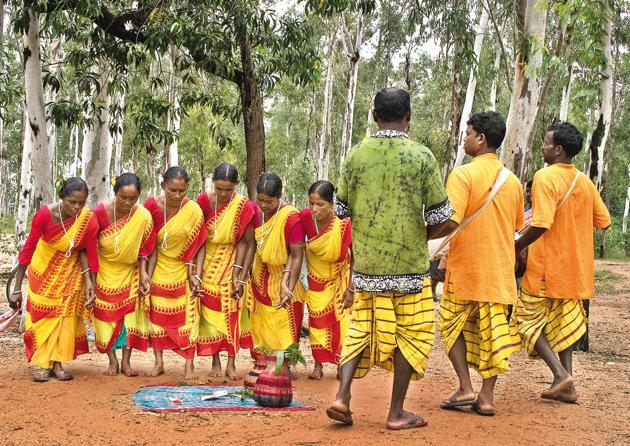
[
  {"x1": 589, "y1": 2, "x2": 613, "y2": 191},
  {"x1": 24, "y1": 9, "x2": 52, "y2": 210},
  {"x1": 339, "y1": 11, "x2": 364, "y2": 166},
  {"x1": 45, "y1": 39, "x2": 63, "y2": 184},
  {"x1": 501, "y1": 0, "x2": 547, "y2": 179},
  {"x1": 112, "y1": 92, "x2": 125, "y2": 176},
  {"x1": 453, "y1": 7, "x2": 489, "y2": 167},
  {"x1": 16, "y1": 110, "x2": 33, "y2": 248},
  {"x1": 69, "y1": 124, "x2": 80, "y2": 176},
  {"x1": 0, "y1": 1, "x2": 5, "y2": 215},
  {"x1": 559, "y1": 63, "x2": 574, "y2": 121},
  {"x1": 166, "y1": 44, "x2": 180, "y2": 167},
  {"x1": 317, "y1": 22, "x2": 339, "y2": 180},
  {"x1": 623, "y1": 165, "x2": 630, "y2": 235},
  {"x1": 488, "y1": 19, "x2": 503, "y2": 112},
  {"x1": 81, "y1": 64, "x2": 112, "y2": 207}
]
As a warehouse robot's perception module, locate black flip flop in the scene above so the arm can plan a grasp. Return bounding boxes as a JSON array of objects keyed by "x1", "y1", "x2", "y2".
[
  {"x1": 471, "y1": 401, "x2": 495, "y2": 417},
  {"x1": 440, "y1": 395, "x2": 476, "y2": 410},
  {"x1": 326, "y1": 406, "x2": 353, "y2": 425}
]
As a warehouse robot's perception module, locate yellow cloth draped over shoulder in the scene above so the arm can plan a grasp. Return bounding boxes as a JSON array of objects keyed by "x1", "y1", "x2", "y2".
[
  {"x1": 93, "y1": 204, "x2": 155, "y2": 353},
  {"x1": 145, "y1": 197, "x2": 206, "y2": 359},
  {"x1": 22, "y1": 207, "x2": 98, "y2": 369},
  {"x1": 247, "y1": 204, "x2": 304, "y2": 352},
  {"x1": 197, "y1": 193, "x2": 254, "y2": 357},
  {"x1": 297, "y1": 208, "x2": 352, "y2": 364}
]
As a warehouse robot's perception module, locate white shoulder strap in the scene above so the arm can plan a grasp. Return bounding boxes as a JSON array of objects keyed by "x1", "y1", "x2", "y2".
[
  {"x1": 557, "y1": 171, "x2": 581, "y2": 210},
  {"x1": 429, "y1": 167, "x2": 511, "y2": 260}
]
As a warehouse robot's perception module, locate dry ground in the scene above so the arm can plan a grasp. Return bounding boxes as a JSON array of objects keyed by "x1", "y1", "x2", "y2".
[{"x1": 0, "y1": 255, "x2": 628, "y2": 446}]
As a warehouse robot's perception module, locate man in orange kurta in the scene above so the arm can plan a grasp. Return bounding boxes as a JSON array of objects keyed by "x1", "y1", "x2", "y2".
[
  {"x1": 515, "y1": 122, "x2": 611, "y2": 403},
  {"x1": 439, "y1": 111, "x2": 523, "y2": 417}
]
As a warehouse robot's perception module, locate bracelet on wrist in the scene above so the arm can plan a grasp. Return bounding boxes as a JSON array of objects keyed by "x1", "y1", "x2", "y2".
[
  {"x1": 232, "y1": 264, "x2": 243, "y2": 270},
  {"x1": 81, "y1": 268, "x2": 90, "y2": 275},
  {"x1": 11, "y1": 290, "x2": 22, "y2": 295},
  {"x1": 347, "y1": 286, "x2": 355, "y2": 293},
  {"x1": 283, "y1": 269, "x2": 291, "y2": 273},
  {"x1": 237, "y1": 280, "x2": 247, "y2": 285},
  {"x1": 193, "y1": 275, "x2": 202, "y2": 283}
]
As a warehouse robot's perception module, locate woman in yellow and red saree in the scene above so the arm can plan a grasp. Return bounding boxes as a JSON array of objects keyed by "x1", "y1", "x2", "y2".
[
  {"x1": 10, "y1": 177, "x2": 98, "y2": 382},
  {"x1": 196, "y1": 163, "x2": 256, "y2": 380},
  {"x1": 247, "y1": 173, "x2": 305, "y2": 374},
  {"x1": 144, "y1": 167, "x2": 206, "y2": 380},
  {"x1": 93, "y1": 173, "x2": 155, "y2": 377},
  {"x1": 297, "y1": 181, "x2": 354, "y2": 380}
]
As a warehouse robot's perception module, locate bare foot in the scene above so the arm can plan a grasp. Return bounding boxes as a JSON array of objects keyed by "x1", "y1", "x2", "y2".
[
  {"x1": 308, "y1": 364, "x2": 324, "y2": 380},
  {"x1": 474, "y1": 391, "x2": 495, "y2": 414},
  {"x1": 145, "y1": 363, "x2": 165, "y2": 377},
  {"x1": 225, "y1": 362, "x2": 240, "y2": 381},
  {"x1": 541, "y1": 376, "x2": 574, "y2": 400},
  {"x1": 555, "y1": 384, "x2": 578, "y2": 403},
  {"x1": 121, "y1": 363, "x2": 138, "y2": 377},
  {"x1": 184, "y1": 360, "x2": 199, "y2": 381},
  {"x1": 103, "y1": 362, "x2": 119, "y2": 376},
  {"x1": 209, "y1": 355, "x2": 222, "y2": 377}
]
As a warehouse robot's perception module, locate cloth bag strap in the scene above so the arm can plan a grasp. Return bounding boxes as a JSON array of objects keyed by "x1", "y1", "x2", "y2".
[{"x1": 429, "y1": 167, "x2": 511, "y2": 260}]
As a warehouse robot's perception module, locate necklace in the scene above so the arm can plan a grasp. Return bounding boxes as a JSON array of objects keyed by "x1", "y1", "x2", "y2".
[
  {"x1": 212, "y1": 192, "x2": 234, "y2": 239},
  {"x1": 256, "y1": 201, "x2": 282, "y2": 250},
  {"x1": 112, "y1": 199, "x2": 134, "y2": 254},
  {"x1": 58, "y1": 202, "x2": 78, "y2": 257},
  {"x1": 161, "y1": 197, "x2": 184, "y2": 251}
]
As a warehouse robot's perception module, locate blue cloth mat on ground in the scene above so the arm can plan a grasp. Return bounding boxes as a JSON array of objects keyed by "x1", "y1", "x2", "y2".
[{"x1": 133, "y1": 385, "x2": 314, "y2": 412}]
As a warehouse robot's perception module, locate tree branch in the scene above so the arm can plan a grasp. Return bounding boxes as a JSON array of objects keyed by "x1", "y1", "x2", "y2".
[{"x1": 483, "y1": 0, "x2": 512, "y2": 89}]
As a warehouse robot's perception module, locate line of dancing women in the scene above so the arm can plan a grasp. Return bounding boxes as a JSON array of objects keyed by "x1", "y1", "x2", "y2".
[{"x1": 9, "y1": 165, "x2": 352, "y2": 382}]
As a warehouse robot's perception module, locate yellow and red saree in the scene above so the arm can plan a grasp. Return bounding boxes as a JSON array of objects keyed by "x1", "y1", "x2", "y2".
[
  {"x1": 20, "y1": 206, "x2": 99, "y2": 369},
  {"x1": 92, "y1": 204, "x2": 155, "y2": 352},
  {"x1": 145, "y1": 197, "x2": 206, "y2": 359},
  {"x1": 247, "y1": 203, "x2": 304, "y2": 351},
  {"x1": 297, "y1": 208, "x2": 352, "y2": 364},
  {"x1": 196, "y1": 193, "x2": 255, "y2": 357}
]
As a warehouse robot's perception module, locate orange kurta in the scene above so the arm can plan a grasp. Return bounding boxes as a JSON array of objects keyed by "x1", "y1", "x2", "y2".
[
  {"x1": 445, "y1": 153, "x2": 524, "y2": 304},
  {"x1": 522, "y1": 164, "x2": 611, "y2": 300}
]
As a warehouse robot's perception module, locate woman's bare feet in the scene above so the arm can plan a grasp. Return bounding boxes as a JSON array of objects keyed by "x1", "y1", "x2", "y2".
[
  {"x1": 541, "y1": 375, "x2": 574, "y2": 400},
  {"x1": 308, "y1": 363, "x2": 324, "y2": 380},
  {"x1": 184, "y1": 359, "x2": 199, "y2": 380},
  {"x1": 146, "y1": 363, "x2": 165, "y2": 377},
  {"x1": 225, "y1": 357, "x2": 240, "y2": 380},
  {"x1": 121, "y1": 362, "x2": 138, "y2": 377},
  {"x1": 103, "y1": 351, "x2": 119, "y2": 376},
  {"x1": 209, "y1": 354, "x2": 222, "y2": 377}
]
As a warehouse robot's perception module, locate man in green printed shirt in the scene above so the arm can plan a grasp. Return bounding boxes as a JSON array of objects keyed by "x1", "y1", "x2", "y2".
[{"x1": 326, "y1": 88, "x2": 455, "y2": 430}]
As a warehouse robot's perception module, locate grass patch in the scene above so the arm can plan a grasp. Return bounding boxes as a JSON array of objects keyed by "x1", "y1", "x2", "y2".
[{"x1": 594, "y1": 269, "x2": 624, "y2": 295}]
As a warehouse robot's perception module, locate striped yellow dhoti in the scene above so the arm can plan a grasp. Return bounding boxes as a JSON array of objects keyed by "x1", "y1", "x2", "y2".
[
  {"x1": 339, "y1": 278, "x2": 434, "y2": 380},
  {"x1": 439, "y1": 281, "x2": 521, "y2": 379},
  {"x1": 514, "y1": 282, "x2": 587, "y2": 357}
]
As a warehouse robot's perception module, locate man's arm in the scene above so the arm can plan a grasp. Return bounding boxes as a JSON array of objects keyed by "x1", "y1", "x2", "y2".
[
  {"x1": 427, "y1": 219, "x2": 458, "y2": 240},
  {"x1": 515, "y1": 226, "x2": 547, "y2": 253}
]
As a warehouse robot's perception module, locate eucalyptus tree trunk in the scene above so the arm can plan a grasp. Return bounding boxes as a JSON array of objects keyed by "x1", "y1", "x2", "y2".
[
  {"x1": 317, "y1": 21, "x2": 339, "y2": 180},
  {"x1": 45, "y1": 38, "x2": 63, "y2": 184},
  {"x1": 166, "y1": 44, "x2": 180, "y2": 167},
  {"x1": 16, "y1": 110, "x2": 33, "y2": 248},
  {"x1": 81, "y1": 65, "x2": 112, "y2": 207},
  {"x1": 112, "y1": 92, "x2": 125, "y2": 176},
  {"x1": 501, "y1": 0, "x2": 547, "y2": 180},
  {"x1": 559, "y1": 63, "x2": 574, "y2": 121},
  {"x1": 340, "y1": 11, "x2": 364, "y2": 166},
  {"x1": 623, "y1": 164, "x2": 630, "y2": 237},
  {"x1": 24, "y1": 7, "x2": 52, "y2": 210},
  {"x1": 453, "y1": 7, "x2": 489, "y2": 168},
  {"x1": 588, "y1": 1, "x2": 613, "y2": 191},
  {"x1": 489, "y1": 43, "x2": 501, "y2": 111}
]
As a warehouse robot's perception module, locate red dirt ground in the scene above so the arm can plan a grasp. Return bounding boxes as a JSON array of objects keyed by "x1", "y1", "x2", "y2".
[{"x1": 0, "y1": 259, "x2": 628, "y2": 446}]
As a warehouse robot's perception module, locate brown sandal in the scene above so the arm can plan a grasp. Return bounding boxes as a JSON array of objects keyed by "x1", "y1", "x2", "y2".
[
  {"x1": 326, "y1": 406, "x2": 353, "y2": 425},
  {"x1": 32, "y1": 369, "x2": 51, "y2": 383}
]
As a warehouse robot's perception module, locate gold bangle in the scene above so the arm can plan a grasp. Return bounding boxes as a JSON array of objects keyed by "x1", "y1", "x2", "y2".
[
  {"x1": 81, "y1": 268, "x2": 90, "y2": 275},
  {"x1": 232, "y1": 264, "x2": 243, "y2": 270}
]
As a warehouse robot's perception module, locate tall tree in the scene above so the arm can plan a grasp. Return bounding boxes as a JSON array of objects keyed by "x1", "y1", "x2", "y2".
[
  {"x1": 317, "y1": 21, "x2": 339, "y2": 180},
  {"x1": 23, "y1": 5, "x2": 52, "y2": 210},
  {"x1": 501, "y1": 0, "x2": 547, "y2": 179}
]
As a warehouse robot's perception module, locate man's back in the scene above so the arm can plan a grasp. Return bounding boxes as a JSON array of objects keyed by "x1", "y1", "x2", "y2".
[
  {"x1": 337, "y1": 132, "x2": 449, "y2": 280},
  {"x1": 522, "y1": 163, "x2": 611, "y2": 299}
]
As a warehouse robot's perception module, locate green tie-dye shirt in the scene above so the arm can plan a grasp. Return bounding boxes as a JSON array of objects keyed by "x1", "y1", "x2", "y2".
[{"x1": 336, "y1": 132, "x2": 453, "y2": 293}]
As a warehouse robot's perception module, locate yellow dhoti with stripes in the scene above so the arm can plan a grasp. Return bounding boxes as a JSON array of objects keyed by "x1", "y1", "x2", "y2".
[
  {"x1": 339, "y1": 278, "x2": 434, "y2": 380},
  {"x1": 439, "y1": 281, "x2": 521, "y2": 379},
  {"x1": 514, "y1": 281, "x2": 586, "y2": 357}
]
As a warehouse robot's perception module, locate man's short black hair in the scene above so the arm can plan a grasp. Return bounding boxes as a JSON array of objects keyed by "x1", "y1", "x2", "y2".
[
  {"x1": 467, "y1": 111, "x2": 506, "y2": 150},
  {"x1": 526, "y1": 180, "x2": 533, "y2": 188},
  {"x1": 373, "y1": 88, "x2": 411, "y2": 122},
  {"x1": 548, "y1": 121, "x2": 583, "y2": 157}
]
